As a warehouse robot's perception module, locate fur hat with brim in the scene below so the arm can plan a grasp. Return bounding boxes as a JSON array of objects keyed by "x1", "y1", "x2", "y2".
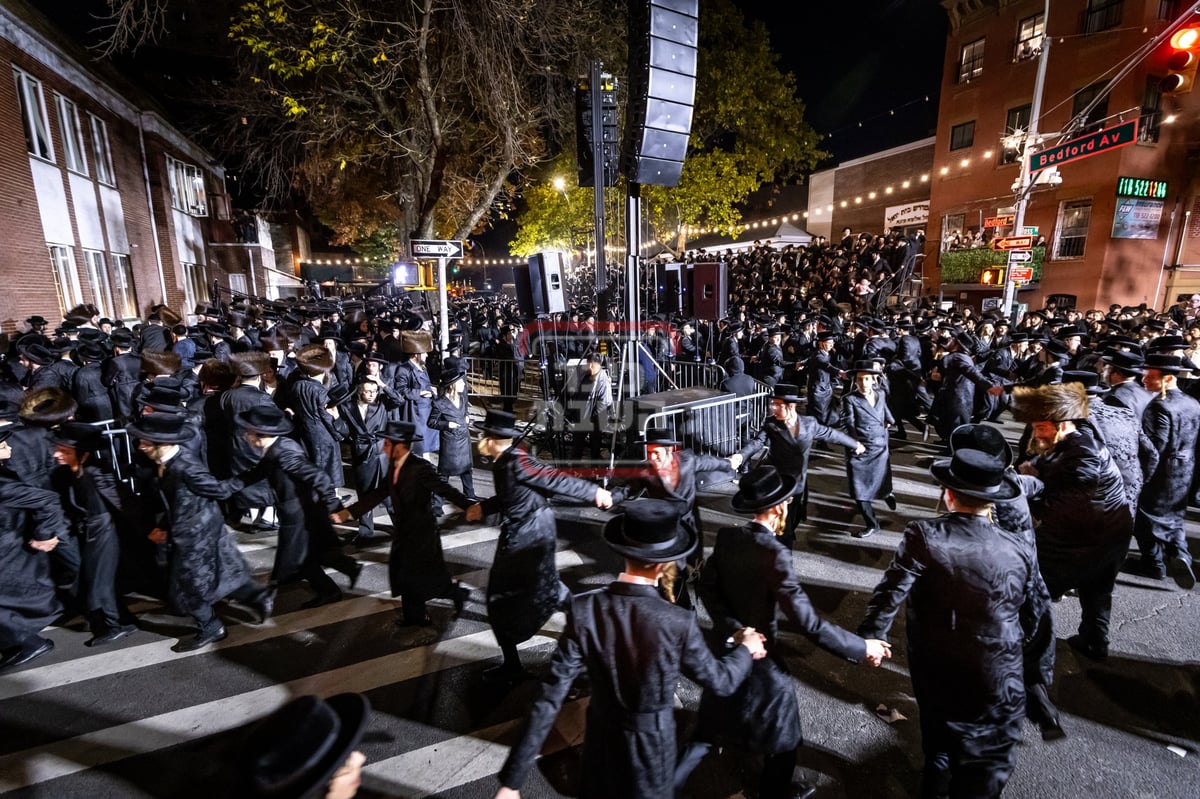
[
  {"x1": 401, "y1": 330, "x2": 432, "y2": 354},
  {"x1": 930, "y1": 448, "x2": 1020, "y2": 502},
  {"x1": 140, "y1": 350, "x2": 182, "y2": 377},
  {"x1": 238, "y1": 405, "x2": 295, "y2": 436},
  {"x1": 949, "y1": 423, "x2": 1012, "y2": 468},
  {"x1": 730, "y1": 465, "x2": 799, "y2": 513},
  {"x1": 242, "y1": 693, "x2": 370, "y2": 799},
  {"x1": 295, "y1": 344, "x2": 334, "y2": 377},
  {"x1": 126, "y1": 412, "x2": 193, "y2": 444},
  {"x1": 20, "y1": 388, "x2": 78, "y2": 426},
  {"x1": 155, "y1": 305, "x2": 183, "y2": 327},
  {"x1": 1010, "y1": 382, "x2": 1089, "y2": 423},
  {"x1": 231, "y1": 351, "x2": 271, "y2": 377},
  {"x1": 602, "y1": 498, "x2": 697, "y2": 563}
]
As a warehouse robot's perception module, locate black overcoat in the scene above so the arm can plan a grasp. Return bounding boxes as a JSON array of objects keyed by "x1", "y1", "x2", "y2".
[
  {"x1": 342, "y1": 399, "x2": 388, "y2": 492},
  {"x1": 738, "y1": 415, "x2": 857, "y2": 496},
  {"x1": 219, "y1": 383, "x2": 277, "y2": 508},
  {"x1": 1136, "y1": 388, "x2": 1200, "y2": 546},
  {"x1": 71, "y1": 363, "x2": 113, "y2": 422},
  {"x1": 0, "y1": 473, "x2": 65, "y2": 650},
  {"x1": 697, "y1": 522, "x2": 866, "y2": 754},
  {"x1": 283, "y1": 378, "x2": 344, "y2": 487},
  {"x1": 804, "y1": 349, "x2": 840, "y2": 425},
  {"x1": 257, "y1": 437, "x2": 344, "y2": 582},
  {"x1": 498, "y1": 581, "x2": 753, "y2": 798},
  {"x1": 932, "y1": 350, "x2": 994, "y2": 441},
  {"x1": 841, "y1": 390, "x2": 894, "y2": 501},
  {"x1": 428, "y1": 393, "x2": 472, "y2": 475}
]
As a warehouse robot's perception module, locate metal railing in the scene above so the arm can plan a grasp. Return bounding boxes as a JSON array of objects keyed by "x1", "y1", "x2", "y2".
[
  {"x1": 87, "y1": 419, "x2": 137, "y2": 489},
  {"x1": 639, "y1": 389, "x2": 771, "y2": 457}
]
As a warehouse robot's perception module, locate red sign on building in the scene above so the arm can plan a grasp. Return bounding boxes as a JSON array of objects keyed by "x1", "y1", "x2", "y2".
[{"x1": 1009, "y1": 266, "x2": 1034, "y2": 283}]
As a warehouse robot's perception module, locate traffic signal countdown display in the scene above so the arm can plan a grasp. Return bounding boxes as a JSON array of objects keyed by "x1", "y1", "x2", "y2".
[
  {"x1": 1162, "y1": 27, "x2": 1200, "y2": 95},
  {"x1": 980, "y1": 267, "x2": 1006, "y2": 286}
]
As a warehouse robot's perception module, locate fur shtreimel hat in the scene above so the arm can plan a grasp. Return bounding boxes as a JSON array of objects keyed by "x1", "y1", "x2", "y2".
[
  {"x1": 295, "y1": 344, "x2": 334, "y2": 376},
  {"x1": 1010, "y1": 381, "x2": 1089, "y2": 423},
  {"x1": 140, "y1": 349, "x2": 182, "y2": 377},
  {"x1": 231, "y1": 350, "x2": 271, "y2": 377},
  {"x1": 20, "y1": 387, "x2": 78, "y2": 426},
  {"x1": 151, "y1": 304, "x2": 183, "y2": 327}
]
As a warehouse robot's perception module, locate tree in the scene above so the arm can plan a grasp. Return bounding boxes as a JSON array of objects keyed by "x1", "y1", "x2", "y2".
[
  {"x1": 515, "y1": 0, "x2": 826, "y2": 258},
  {"x1": 216, "y1": 0, "x2": 622, "y2": 256}
]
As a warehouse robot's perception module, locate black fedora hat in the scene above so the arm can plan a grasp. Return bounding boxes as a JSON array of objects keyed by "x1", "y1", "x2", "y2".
[
  {"x1": 378, "y1": 421, "x2": 422, "y2": 444},
  {"x1": 238, "y1": 405, "x2": 295, "y2": 436},
  {"x1": 930, "y1": 448, "x2": 1020, "y2": 502},
  {"x1": 846, "y1": 359, "x2": 883, "y2": 375},
  {"x1": 325, "y1": 383, "x2": 355, "y2": 409},
  {"x1": 602, "y1": 498, "x2": 697, "y2": 563},
  {"x1": 138, "y1": 378, "x2": 188, "y2": 412},
  {"x1": 1142, "y1": 353, "x2": 1193, "y2": 374},
  {"x1": 50, "y1": 421, "x2": 105, "y2": 452},
  {"x1": 1100, "y1": 349, "x2": 1144, "y2": 374},
  {"x1": 126, "y1": 412, "x2": 194, "y2": 444},
  {"x1": 438, "y1": 365, "x2": 468, "y2": 388},
  {"x1": 641, "y1": 426, "x2": 681, "y2": 447},
  {"x1": 475, "y1": 409, "x2": 521, "y2": 439},
  {"x1": 730, "y1": 465, "x2": 799, "y2": 513},
  {"x1": 18, "y1": 343, "x2": 55, "y2": 366},
  {"x1": 770, "y1": 383, "x2": 803, "y2": 403},
  {"x1": 948, "y1": 423, "x2": 1012, "y2": 469},
  {"x1": 1062, "y1": 370, "x2": 1106, "y2": 396},
  {"x1": 243, "y1": 693, "x2": 370, "y2": 799}
]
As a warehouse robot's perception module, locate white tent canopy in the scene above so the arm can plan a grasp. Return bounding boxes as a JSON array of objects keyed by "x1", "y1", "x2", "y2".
[{"x1": 692, "y1": 219, "x2": 813, "y2": 254}]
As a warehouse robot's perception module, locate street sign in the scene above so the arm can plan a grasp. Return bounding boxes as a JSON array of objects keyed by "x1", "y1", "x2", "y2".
[
  {"x1": 1007, "y1": 250, "x2": 1034, "y2": 264},
  {"x1": 1028, "y1": 120, "x2": 1138, "y2": 173},
  {"x1": 993, "y1": 235, "x2": 1034, "y2": 250},
  {"x1": 1009, "y1": 266, "x2": 1034, "y2": 282},
  {"x1": 1022, "y1": 226, "x2": 1039, "y2": 236},
  {"x1": 411, "y1": 239, "x2": 464, "y2": 258},
  {"x1": 985, "y1": 215, "x2": 1015, "y2": 228}
]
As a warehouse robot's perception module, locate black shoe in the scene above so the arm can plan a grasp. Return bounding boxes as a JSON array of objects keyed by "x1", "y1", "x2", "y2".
[
  {"x1": 452, "y1": 584, "x2": 470, "y2": 616},
  {"x1": 252, "y1": 588, "x2": 277, "y2": 624},
  {"x1": 1121, "y1": 556, "x2": 1165, "y2": 580},
  {"x1": 1168, "y1": 555, "x2": 1196, "y2": 590},
  {"x1": 0, "y1": 637, "x2": 54, "y2": 669},
  {"x1": 348, "y1": 562, "x2": 364, "y2": 590},
  {"x1": 171, "y1": 626, "x2": 227, "y2": 653},
  {"x1": 1066, "y1": 634, "x2": 1108, "y2": 661},
  {"x1": 481, "y1": 664, "x2": 534, "y2": 686},
  {"x1": 302, "y1": 592, "x2": 343, "y2": 609},
  {"x1": 395, "y1": 614, "x2": 433, "y2": 628},
  {"x1": 1026, "y1": 684, "x2": 1066, "y2": 741},
  {"x1": 852, "y1": 527, "x2": 878, "y2": 539},
  {"x1": 85, "y1": 624, "x2": 138, "y2": 648},
  {"x1": 884, "y1": 494, "x2": 897, "y2": 511},
  {"x1": 791, "y1": 783, "x2": 817, "y2": 799}
]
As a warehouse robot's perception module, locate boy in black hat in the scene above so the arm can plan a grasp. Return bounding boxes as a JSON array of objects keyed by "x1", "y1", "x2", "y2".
[
  {"x1": 859, "y1": 449, "x2": 1051, "y2": 799},
  {"x1": 495, "y1": 499, "x2": 765, "y2": 799}
]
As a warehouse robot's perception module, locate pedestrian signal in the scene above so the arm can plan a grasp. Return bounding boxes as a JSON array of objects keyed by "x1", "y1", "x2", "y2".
[{"x1": 980, "y1": 267, "x2": 1006, "y2": 286}]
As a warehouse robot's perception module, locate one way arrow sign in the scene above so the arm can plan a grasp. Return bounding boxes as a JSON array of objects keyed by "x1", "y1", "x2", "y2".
[{"x1": 411, "y1": 239, "x2": 464, "y2": 259}]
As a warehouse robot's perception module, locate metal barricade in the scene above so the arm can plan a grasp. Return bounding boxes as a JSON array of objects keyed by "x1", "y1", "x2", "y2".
[
  {"x1": 461, "y1": 355, "x2": 542, "y2": 399},
  {"x1": 639, "y1": 389, "x2": 771, "y2": 457},
  {"x1": 87, "y1": 419, "x2": 137, "y2": 489},
  {"x1": 666, "y1": 360, "x2": 727, "y2": 390}
]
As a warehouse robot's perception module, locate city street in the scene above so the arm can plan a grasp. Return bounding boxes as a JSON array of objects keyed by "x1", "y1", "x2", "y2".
[{"x1": 0, "y1": 416, "x2": 1196, "y2": 798}]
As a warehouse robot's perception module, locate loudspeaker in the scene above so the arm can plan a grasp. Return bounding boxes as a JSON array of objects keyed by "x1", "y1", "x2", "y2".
[
  {"x1": 622, "y1": 0, "x2": 698, "y2": 187},
  {"x1": 690, "y1": 261, "x2": 727, "y2": 320},
  {"x1": 528, "y1": 251, "x2": 568, "y2": 315},
  {"x1": 513, "y1": 266, "x2": 536, "y2": 318},
  {"x1": 655, "y1": 263, "x2": 685, "y2": 315}
]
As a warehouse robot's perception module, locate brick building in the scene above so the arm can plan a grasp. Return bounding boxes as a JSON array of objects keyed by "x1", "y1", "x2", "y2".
[
  {"x1": 927, "y1": 0, "x2": 1200, "y2": 312},
  {"x1": 0, "y1": 0, "x2": 278, "y2": 336}
]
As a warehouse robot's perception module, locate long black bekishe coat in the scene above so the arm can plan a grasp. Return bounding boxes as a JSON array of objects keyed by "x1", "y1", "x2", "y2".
[
  {"x1": 0, "y1": 472, "x2": 66, "y2": 650},
  {"x1": 428, "y1": 392, "x2": 473, "y2": 476}
]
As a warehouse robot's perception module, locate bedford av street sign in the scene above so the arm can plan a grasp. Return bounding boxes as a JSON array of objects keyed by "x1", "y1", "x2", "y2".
[
  {"x1": 411, "y1": 239, "x2": 464, "y2": 258},
  {"x1": 1028, "y1": 120, "x2": 1138, "y2": 173}
]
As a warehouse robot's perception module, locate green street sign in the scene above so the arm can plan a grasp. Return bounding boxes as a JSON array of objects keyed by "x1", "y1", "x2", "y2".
[{"x1": 1028, "y1": 121, "x2": 1138, "y2": 173}]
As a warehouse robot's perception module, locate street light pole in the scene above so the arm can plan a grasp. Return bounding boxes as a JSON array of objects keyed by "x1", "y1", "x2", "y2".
[{"x1": 1003, "y1": 0, "x2": 1051, "y2": 321}]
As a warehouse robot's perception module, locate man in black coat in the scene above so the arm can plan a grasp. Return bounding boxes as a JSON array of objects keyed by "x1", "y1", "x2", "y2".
[
  {"x1": 102, "y1": 329, "x2": 141, "y2": 424},
  {"x1": 802, "y1": 331, "x2": 842, "y2": 425},
  {"x1": 1101, "y1": 349, "x2": 1152, "y2": 420},
  {"x1": 494, "y1": 499, "x2": 764, "y2": 799},
  {"x1": 931, "y1": 330, "x2": 1004, "y2": 444},
  {"x1": 1011, "y1": 383, "x2": 1133, "y2": 661},
  {"x1": 859, "y1": 449, "x2": 1052, "y2": 799},
  {"x1": 220, "y1": 351, "x2": 278, "y2": 526},
  {"x1": 340, "y1": 379, "x2": 390, "y2": 543},
  {"x1": 676, "y1": 467, "x2": 889, "y2": 799}
]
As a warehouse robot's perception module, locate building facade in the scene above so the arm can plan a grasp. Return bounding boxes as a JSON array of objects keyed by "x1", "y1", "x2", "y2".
[
  {"x1": 0, "y1": 0, "x2": 275, "y2": 335},
  {"x1": 928, "y1": 0, "x2": 1200, "y2": 311}
]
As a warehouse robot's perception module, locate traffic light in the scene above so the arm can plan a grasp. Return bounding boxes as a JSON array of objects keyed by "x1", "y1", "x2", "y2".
[
  {"x1": 1162, "y1": 27, "x2": 1200, "y2": 94},
  {"x1": 418, "y1": 263, "x2": 435, "y2": 289},
  {"x1": 980, "y1": 267, "x2": 1006, "y2": 286}
]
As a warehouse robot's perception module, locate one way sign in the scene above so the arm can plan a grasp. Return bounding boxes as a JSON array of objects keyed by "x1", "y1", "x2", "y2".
[{"x1": 411, "y1": 239, "x2": 464, "y2": 259}]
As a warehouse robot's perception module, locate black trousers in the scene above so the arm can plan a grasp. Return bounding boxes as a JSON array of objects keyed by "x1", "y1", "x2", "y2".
[
  {"x1": 918, "y1": 714, "x2": 1020, "y2": 799},
  {"x1": 1039, "y1": 539, "x2": 1125, "y2": 648}
]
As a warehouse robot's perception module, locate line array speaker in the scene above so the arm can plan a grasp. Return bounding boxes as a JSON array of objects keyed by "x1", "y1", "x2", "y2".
[{"x1": 621, "y1": 0, "x2": 698, "y2": 187}]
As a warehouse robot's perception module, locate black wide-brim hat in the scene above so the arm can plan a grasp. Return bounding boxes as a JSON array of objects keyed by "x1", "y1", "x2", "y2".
[
  {"x1": 126, "y1": 412, "x2": 194, "y2": 444},
  {"x1": 642, "y1": 426, "x2": 681, "y2": 447},
  {"x1": 379, "y1": 421, "x2": 423, "y2": 444},
  {"x1": 770, "y1": 383, "x2": 803, "y2": 403},
  {"x1": 949, "y1": 423, "x2": 1012, "y2": 469},
  {"x1": 238, "y1": 405, "x2": 295, "y2": 436},
  {"x1": 244, "y1": 693, "x2": 370, "y2": 799},
  {"x1": 475, "y1": 409, "x2": 521, "y2": 439},
  {"x1": 930, "y1": 448, "x2": 1020, "y2": 502},
  {"x1": 730, "y1": 465, "x2": 799, "y2": 513},
  {"x1": 50, "y1": 421, "x2": 105, "y2": 452},
  {"x1": 438, "y1": 367, "x2": 468, "y2": 388},
  {"x1": 1143, "y1": 353, "x2": 1193, "y2": 374},
  {"x1": 847, "y1": 359, "x2": 884, "y2": 375},
  {"x1": 602, "y1": 498, "x2": 697, "y2": 563}
]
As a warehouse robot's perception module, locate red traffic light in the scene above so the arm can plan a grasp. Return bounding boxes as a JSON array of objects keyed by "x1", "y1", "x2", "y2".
[
  {"x1": 1163, "y1": 27, "x2": 1200, "y2": 94},
  {"x1": 1170, "y1": 27, "x2": 1200, "y2": 50}
]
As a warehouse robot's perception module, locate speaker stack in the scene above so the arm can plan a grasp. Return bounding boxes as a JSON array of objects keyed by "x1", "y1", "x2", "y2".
[
  {"x1": 516, "y1": 252, "x2": 568, "y2": 316},
  {"x1": 655, "y1": 262, "x2": 685, "y2": 316},
  {"x1": 689, "y1": 261, "x2": 727, "y2": 320},
  {"x1": 622, "y1": 0, "x2": 698, "y2": 187}
]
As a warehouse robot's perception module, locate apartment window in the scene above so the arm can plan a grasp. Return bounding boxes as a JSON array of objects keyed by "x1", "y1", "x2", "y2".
[
  {"x1": 14, "y1": 70, "x2": 53, "y2": 160},
  {"x1": 166, "y1": 155, "x2": 208, "y2": 216},
  {"x1": 229, "y1": 273, "x2": 248, "y2": 297},
  {"x1": 111, "y1": 253, "x2": 137, "y2": 320},
  {"x1": 83, "y1": 250, "x2": 114, "y2": 317},
  {"x1": 1160, "y1": 0, "x2": 1180, "y2": 20},
  {"x1": 1000, "y1": 104, "x2": 1033, "y2": 164},
  {"x1": 1084, "y1": 0, "x2": 1123, "y2": 34},
  {"x1": 48, "y1": 245, "x2": 82, "y2": 312},
  {"x1": 958, "y1": 37, "x2": 985, "y2": 83},
  {"x1": 55, "y1": 95, "x2": 88, "y2": 175},
  {"x1": 950, "y1": 121, "x2": 976, "y2": 150},
  {"x1": 1014, "y1": 14, "x2": 1044, "y2": 61},
  {"x1": 182, "y1": 262, "x2": 208, "y2": 311},
  {"x1": 942, "y1": 213, "x2": 967, "y2": 250},
  {"x1": 1054, "y1": 199, "x2": 1092, "y2": 259},
  {"x1": 89, "y1": 114, "x2": 115, "y2": 185},
  {"x1": 1072, "y1": 83, "x2": 1109, "y2": 135},
  {"x1": 1139, "y1": 78, "x2": 1163, "y2": 143}
]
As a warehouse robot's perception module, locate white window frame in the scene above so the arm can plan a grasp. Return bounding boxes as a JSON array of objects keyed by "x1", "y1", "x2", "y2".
[
  {"x1": 48, "y1": 245, "x2": 82, "y2": 313},
  {"x1": 89, "y1": 114, "x2": 115, "y2": 185},
  {"x1": 55, "y1": 94, "x2": 88, "y2": 175},
  {"x1": 1015, "y1": 13, "x2": 1044, "y2": 61},
  {"x1": 14, "y1": 69, "x2": 53, "y2": 161},
  {"x1": 111, "y1": 253, "x2": 137, "y2": 320},
  {"x1": 182, "y1": 262, "x2": 208, "y2": 312},
  {"x1": 229, "y1": 273, "x2": 248, "y2": 297},
  {"x1": 958, "y1": 38, "x2": 985, "y2": 83},
  {"x1": 83, "y1": 249, "x2": 114, "y2": 318},
  {"x1": 166, "y1": 155, "x2": 208, "y2": 216},
  {"x1": 1053, "y1": 199, "x2": 1093, "y2": 260}
]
